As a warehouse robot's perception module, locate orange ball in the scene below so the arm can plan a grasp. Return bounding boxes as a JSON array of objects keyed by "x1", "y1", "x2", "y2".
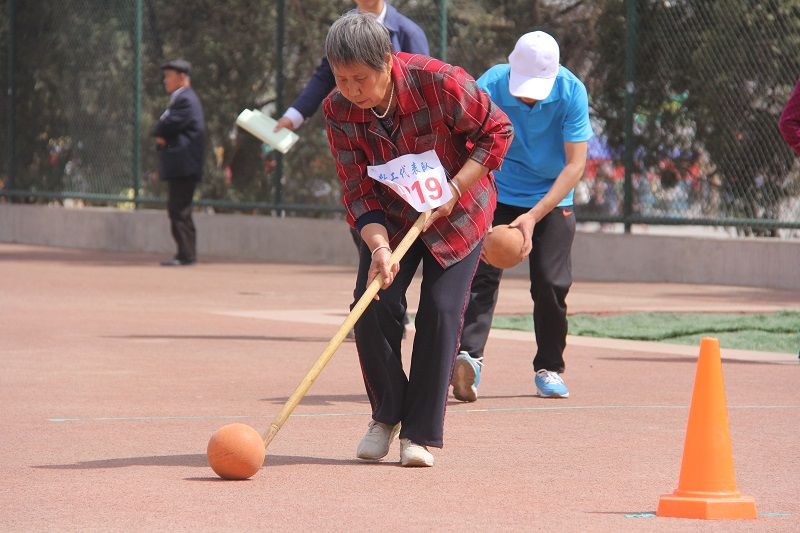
[
  {"x1": 483, "y1": 224, "x2": 525, "y2": 269},
  {"x1": 207, "y1": 423, "x2": 265, "y2": 480}
]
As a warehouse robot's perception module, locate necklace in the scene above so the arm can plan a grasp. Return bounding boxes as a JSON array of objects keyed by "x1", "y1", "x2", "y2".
[{"x1": 370, "y1": 82, "x2": 395, "y2": 119}]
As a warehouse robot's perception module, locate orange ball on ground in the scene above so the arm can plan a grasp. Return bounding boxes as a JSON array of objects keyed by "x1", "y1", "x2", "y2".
[
  {"x1": 483, "y1": 224, "x2": 525, "y2": 269},
  {"x1": 207, "y1": 422, "x2": 265, "y2": 480}
]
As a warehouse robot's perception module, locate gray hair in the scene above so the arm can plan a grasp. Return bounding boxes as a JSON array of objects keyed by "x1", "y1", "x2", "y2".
[{"x1": 325, "y1": 12, "x2": 392, "y2": 71}]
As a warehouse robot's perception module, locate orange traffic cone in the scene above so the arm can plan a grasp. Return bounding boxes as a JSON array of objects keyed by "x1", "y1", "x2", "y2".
[{"x1": 657, "y1": 337, "x2": 757, "y2": 519}]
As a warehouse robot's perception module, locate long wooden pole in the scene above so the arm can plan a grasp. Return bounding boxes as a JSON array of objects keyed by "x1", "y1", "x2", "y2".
[{"x1": 262, "y1": 211, "x2": 431, "y2": 447}]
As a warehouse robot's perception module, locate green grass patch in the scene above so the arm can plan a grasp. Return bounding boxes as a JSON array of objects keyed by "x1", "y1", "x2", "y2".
[{"x1": 490, "y1": 311, "x2": 800, "y2": 354}]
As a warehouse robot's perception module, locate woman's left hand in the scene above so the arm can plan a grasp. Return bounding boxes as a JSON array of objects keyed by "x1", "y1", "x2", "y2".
[
  {"x1": 423, "y1": 182, "x2": 459, "y2": 232},
  {"x1": 366, "y1": 247, "x2": 399, "y2": 299}
]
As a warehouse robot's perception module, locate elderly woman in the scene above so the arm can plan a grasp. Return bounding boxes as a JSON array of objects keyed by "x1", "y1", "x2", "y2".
[{"x1": 323, "y1": 13, "x2": 512, "y2": 467}]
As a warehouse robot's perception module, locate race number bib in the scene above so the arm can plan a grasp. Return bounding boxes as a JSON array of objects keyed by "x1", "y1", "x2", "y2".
[{"x1": 367, "y1": 150, "x2": 453, "y2": 212}]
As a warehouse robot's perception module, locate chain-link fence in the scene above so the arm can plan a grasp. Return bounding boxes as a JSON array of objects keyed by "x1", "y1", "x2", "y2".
[
  {"x1": 1, "y1": 0, "x2": 799, "y2": 235},
  {"x1": 0, "y1": 0, "x2": 137, "y2": 203},
  {"x1": 586, "y1": 0, "x2": 800, "y2": 236}
]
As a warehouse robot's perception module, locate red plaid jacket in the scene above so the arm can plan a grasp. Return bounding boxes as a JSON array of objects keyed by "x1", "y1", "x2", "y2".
[
  {"x1": 780, "y1": 79, "x2": 800, "y2": 156},
  {"x1": 324, "y1": 53, "x2": 513, "y2": 267}
]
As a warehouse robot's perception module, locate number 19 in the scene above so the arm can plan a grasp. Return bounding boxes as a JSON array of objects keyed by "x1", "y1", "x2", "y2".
[{"x1": 410, "y1": 177, "x2": 443, "y2": 202}]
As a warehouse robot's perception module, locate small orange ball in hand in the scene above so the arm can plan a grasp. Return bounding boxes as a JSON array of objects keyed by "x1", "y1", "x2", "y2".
[
  {"x1": 207, "y1": 423, "x2": 265, "y2": 480},
  {"x1": 483, "y1": 224, "x2": 525, "y2": 269}
]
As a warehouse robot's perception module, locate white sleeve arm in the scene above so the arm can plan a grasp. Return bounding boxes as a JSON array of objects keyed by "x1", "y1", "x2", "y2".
[{"x1": 282, "y1": 107, "x2": 305, "y2": 130}]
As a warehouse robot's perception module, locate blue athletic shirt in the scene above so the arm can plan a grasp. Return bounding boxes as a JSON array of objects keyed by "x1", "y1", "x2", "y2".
[{"x1": 477, "y1": 64, "x2": 593, "y2": 208}]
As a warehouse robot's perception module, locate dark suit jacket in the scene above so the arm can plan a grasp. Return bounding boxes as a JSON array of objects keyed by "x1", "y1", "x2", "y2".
[
  {"x1": 153, "y1": 86, "x2": 206, "y2": 181},
  {"x1": 290, "y1": 4, "x2": 429, "y2": 120}
]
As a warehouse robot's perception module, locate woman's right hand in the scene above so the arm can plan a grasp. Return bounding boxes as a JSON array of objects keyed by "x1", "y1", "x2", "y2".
[{"x1": 367, "y1": 247, "x2": 398, "y2": 298}]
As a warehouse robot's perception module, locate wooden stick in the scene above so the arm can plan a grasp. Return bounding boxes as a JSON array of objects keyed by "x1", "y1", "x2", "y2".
[{"x1": 262, "y1": 211, "x2": 431, "y2": 447}]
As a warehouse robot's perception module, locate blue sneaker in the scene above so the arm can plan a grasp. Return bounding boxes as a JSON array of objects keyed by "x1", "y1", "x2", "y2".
[
  {"x1": 451, "y1": 351, "x2": 482, "y2": 402},
  {"x1": 534, "y1": 369, "x2": 569, "y2": 398}
]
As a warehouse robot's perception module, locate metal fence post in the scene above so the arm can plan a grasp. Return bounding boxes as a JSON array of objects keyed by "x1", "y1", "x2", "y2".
[
  {"x1": 623, "y1": 0, "x2": 636, "y2": 233},
  {"x1": 133, "y1": 0, "x2": 142, "y2": 208},
  {"x1": 6, "y1": 0, "x2": 16, "y2": 192},
  {"x1": 274, "y1": 0, "x2": 285, "y2": 214}
]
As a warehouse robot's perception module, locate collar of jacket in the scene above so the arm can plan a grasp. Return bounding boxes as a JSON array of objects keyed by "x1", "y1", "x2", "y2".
[
  {"x1": 327, "y1": 54, "x2": 427, "y2": 124},
  {"x1": 382, "y1": 3, "x2": 400, "y2": 33}
]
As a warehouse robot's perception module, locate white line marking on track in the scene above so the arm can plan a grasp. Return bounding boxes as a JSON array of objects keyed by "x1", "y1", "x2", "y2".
[{"x1": 48, "y1": 403, "x2": 800, "y2": 423}]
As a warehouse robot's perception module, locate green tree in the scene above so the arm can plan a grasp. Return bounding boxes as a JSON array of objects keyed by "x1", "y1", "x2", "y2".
[
  {"x1": 3, "y1": 1, "x2": 136, "y2": 196},
  {"x1": 689, "y1": 0, "x2": 800, "y2": 230},
  {"x1": 591, "y1": 0, "x2": 800, "y2": 230},
  {"x1": 2, "y1": 0, "x2": 799, "y2": 232}
]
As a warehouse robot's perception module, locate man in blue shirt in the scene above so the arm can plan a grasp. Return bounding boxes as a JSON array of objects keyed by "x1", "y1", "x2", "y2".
[{"x1": 451, "y1": 31, "x2": 592, "y2": 402}]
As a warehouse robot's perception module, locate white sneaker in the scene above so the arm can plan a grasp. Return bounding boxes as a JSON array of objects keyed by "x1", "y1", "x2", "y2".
[
  {"x1": 399, "y1": 438, "x2": 434, "y2": 467},
  {"x1": 356, "y1": 420, "x2": 400, "y2": 460}
]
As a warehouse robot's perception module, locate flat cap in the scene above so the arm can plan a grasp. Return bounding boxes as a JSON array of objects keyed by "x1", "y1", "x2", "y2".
[{"x1": 160, "y1": 59, "x2": 192, "y2": 75}]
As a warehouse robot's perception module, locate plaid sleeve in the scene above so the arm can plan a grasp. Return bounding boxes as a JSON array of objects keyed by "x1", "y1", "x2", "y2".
[
  {"x1": 439, "y1": 66, "x2": 514, "y2": 170},
  {"x1": 779, "y1": 80, "x2": 800, "y2": 156},
  {"x1": 323, "y1": 105, "x2": 383, "y2": 228}
]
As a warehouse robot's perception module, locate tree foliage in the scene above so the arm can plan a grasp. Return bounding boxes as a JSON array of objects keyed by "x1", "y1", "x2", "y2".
[
  {"x1": 1, "y1": 0, "x2": 799, "y2": 227},
  {"x1": 591, "y1": 0, "x2": 800, "y2": 225}
]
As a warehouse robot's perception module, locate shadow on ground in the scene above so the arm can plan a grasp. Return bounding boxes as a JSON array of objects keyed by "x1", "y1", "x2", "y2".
[
  {"x1": 262, "y1": 393, "x2": 543, "y2": 407},
  {"x1": 108, "y1": 334, "x2": 331, "y2": 343},
  {"x1": 599, "y1": 356, "x2": 791, "y2": 366},
  {"x1": 0, "y1": 248, "x2": 154, "y2": 266},
  {"x1": 33, "y1": 453, "x2": 381, "y2": 470},
  {"x1": 32, "y1": 454, "x2": 210, "y2": 469},
  {"x1": 261, "y1": 393, "x2": 369, "y2": 405}
]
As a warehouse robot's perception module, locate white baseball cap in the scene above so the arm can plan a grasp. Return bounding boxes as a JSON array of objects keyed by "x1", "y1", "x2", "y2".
[{"x1": 508, "y1": 31, "x2": 560, "y2": 100}]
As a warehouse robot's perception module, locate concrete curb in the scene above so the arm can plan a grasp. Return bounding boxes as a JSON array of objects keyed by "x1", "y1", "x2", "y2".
[{"x1": 1, "y1": 203, "x2": 798, "y2": 289}]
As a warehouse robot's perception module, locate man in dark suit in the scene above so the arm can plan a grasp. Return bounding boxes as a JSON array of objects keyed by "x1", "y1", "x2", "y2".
[
  {"x1": 275, "y1": 0, "x2": 429, "y2": 132},
  {"x1": 154, "y1": 59, "x2": 206, "y2": 266}
]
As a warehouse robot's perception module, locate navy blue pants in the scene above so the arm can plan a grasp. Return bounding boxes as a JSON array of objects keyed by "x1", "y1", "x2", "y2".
[
  {"x1": 166, "y1": 177, "x2": 198, "y2": 262},
  {"x1": 353, "y1": 239, "x2": 481, "y2": 448},
  {"x1": 460, "y1": 203, "x2": 575, "y2": 373}
]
